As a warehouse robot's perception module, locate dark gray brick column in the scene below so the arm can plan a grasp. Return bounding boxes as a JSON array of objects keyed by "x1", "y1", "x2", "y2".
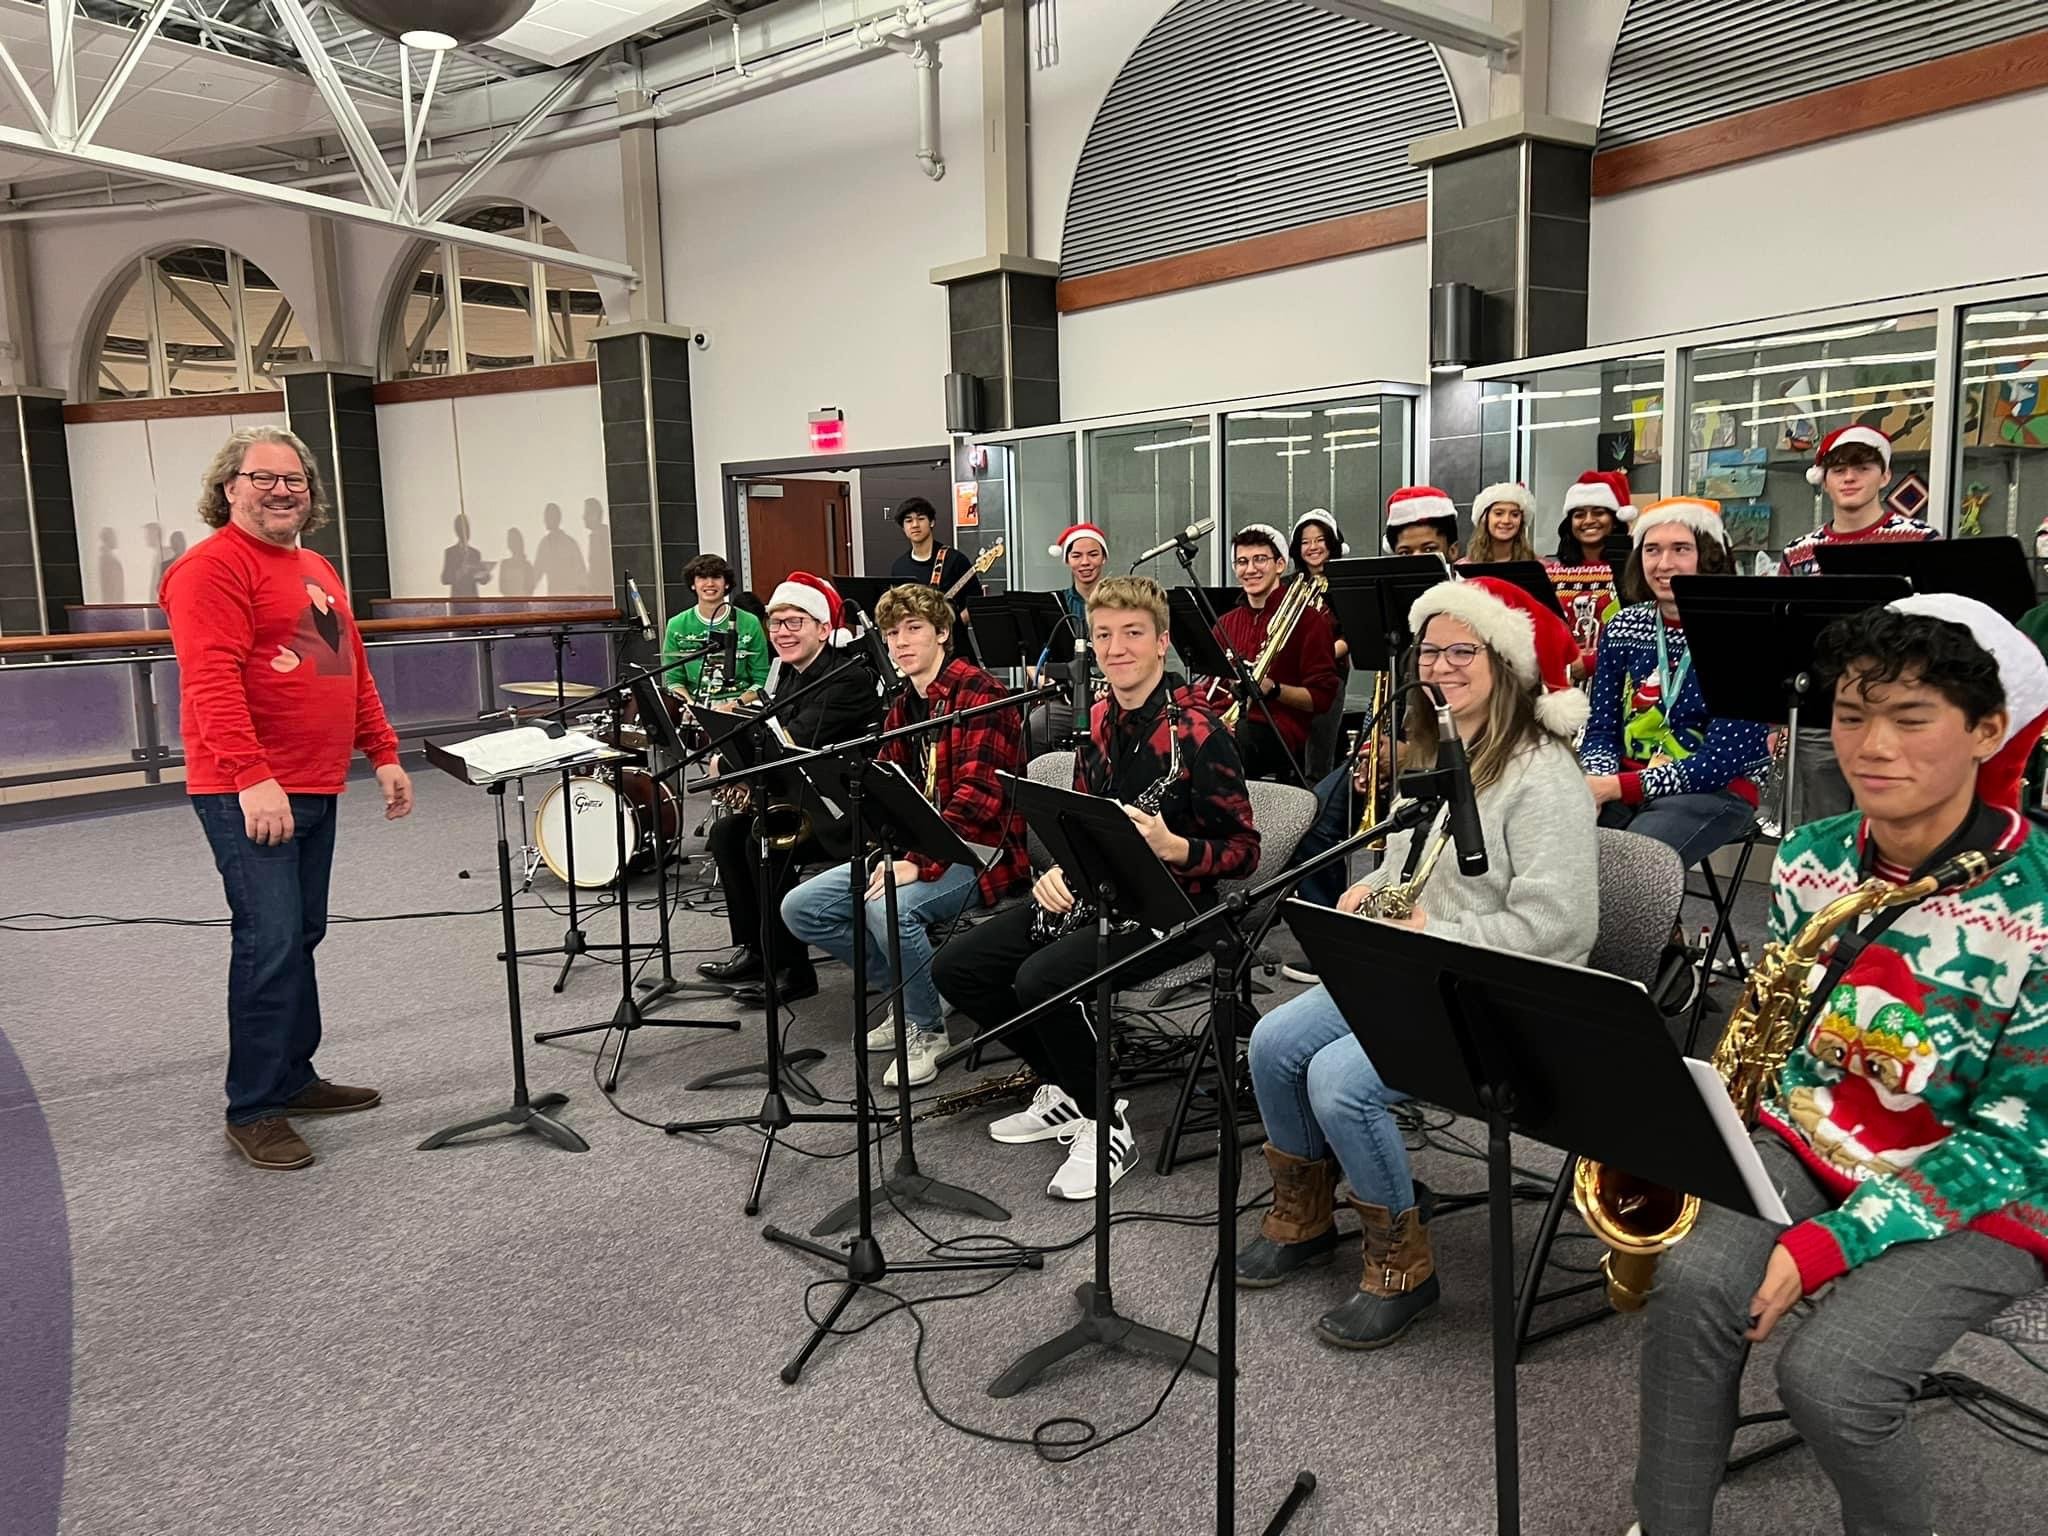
[
  {"x1": 592, "y1": 322, "x2": 696, "y2": 620},
  {"x1": 0, "y1": 388, "x2": 78, "y2": 635},
  {"x1": 931, "y1": 256, "x2": 1062, "y2": 432},
  {"x1": 279, "y1": 364, "x2": 387, "y2": 603}
]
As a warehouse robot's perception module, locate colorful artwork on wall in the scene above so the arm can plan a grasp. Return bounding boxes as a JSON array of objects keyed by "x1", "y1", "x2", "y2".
[
  {"x1": 1721, "y1": 498, "x2": 1773, "y2": 552},
  {"x1": 1885, "y1": 471, "x2": 1931, "y2": 522}
]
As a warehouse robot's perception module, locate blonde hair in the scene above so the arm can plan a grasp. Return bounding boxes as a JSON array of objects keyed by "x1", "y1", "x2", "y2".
[
  {"x1": 197, "y1": 425, "x2": 330, "y2": 534},
  {"x1": 874, "y1": 582, "x2": 953, "y2": 635},
  {"x1": 1399, "y1": 616, "x2": 1542, "y2": 794},
  {"x1": 1465, "y1": 510, "x2": 1537, "y2": 565},
  {"x1": 1086, "y1": 574, "x2": 1170, "y2": 634}
]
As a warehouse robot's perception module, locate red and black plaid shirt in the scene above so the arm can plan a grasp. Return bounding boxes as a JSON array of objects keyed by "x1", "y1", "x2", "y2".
[
  {"x1": 879, "y1": 656, "x2": 1028, "y2": 906},
  {"x1": 1211, "y1": 579, "x2": 1340, "y2": 752},
  {"x1": 1073, "y1": 674, "x2": 1261, "y2": 907}
]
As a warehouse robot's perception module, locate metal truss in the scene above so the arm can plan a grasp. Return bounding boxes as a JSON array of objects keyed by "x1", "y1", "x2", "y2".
[
  {"x1": 1295, "y1": 0, "x2": 1519, "y2": 63},
  {"x1": 0, "y1": 0, "x2": 636, "y2": 283}
]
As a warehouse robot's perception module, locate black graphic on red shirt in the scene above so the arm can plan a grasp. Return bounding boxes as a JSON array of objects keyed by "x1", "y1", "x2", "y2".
[{"x1": 268, "y1": 579, "x2": 356, "y2": 678}]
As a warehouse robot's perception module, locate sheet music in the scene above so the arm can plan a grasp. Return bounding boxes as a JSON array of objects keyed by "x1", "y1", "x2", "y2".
[
  {"x1": 441, "y1": 725, "x2": 607, "y2": 779},
  {"x1": 1684, "y1": 1059, "x2": 1793, "y2": 1225}
]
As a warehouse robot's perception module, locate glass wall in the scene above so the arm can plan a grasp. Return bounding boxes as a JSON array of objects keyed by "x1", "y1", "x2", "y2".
[
  {"x1": 1085, "y1": 417, "x2": 1212, "y2": 574},
  {"x1": 1221, "y1": 394, "x2": 1411, "y2": 554},
  {"x1": 1684, "y1": 315, "x2": 1938, "y2": 568},
  {"x1": 1958, "y1": 299, "x2": 2048, "y2": 575},
  {"x1": 974, "y1": 433, "x2": 1077, "y2": 596},
  {"x1": 1482, "y1": 354, "x2": 1664, "y2": 551}
]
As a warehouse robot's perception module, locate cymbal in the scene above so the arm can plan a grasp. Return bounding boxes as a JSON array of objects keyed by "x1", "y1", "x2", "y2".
[{"x1": 501, "y1": 680, "x2": 600, "y2": 699}]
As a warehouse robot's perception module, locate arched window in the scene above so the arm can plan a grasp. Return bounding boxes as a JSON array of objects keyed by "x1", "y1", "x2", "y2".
[
  {"x1": 89, "y1": 246, "x2": 310, "y2": 399},
  {"x1": 385, "y1": 203, "x2": 602, "y2": 380}
]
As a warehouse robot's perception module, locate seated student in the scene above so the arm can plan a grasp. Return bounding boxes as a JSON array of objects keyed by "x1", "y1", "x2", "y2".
[
  {"x1": 1289, "y1": 509, "x2": 1351, "y2": 781},
  {"x1": 1580, "y1": 498, "x2": 1769, "y2": 867},
  {"x1": 1547, "y1": 468, "x2": 1632, "y2": 682},
  {"x1": 1025, "y1": 522, "x2": 1109, "y2": 750},
  {"x1": 1462, "y1": 482, "x2": 1538, "y2": 565},
  {"x1": 1212, "y1": 523, "x2": 1340, "y2": 787},
  {"x1": 1383, "y1": 484, "x2": 1461, "y2": 561},
  {"x1": 933, "y1": 575, "x2": 1260, "y2": 1200},
  {"x1": 1242, "y1": 577, "x2": 1597, "y2": 1347},
  {"x1": 1629, "y1": 593, "x2": 2048, "y2": 1536},
  {"x1": 780, "y1": 583, "x2": 1028, "y2": 1087}
]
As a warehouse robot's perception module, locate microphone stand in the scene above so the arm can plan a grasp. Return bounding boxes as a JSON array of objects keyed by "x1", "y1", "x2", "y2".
[{"x1": 1174, "y1": 543, "x2": 1309, "y2": 788}]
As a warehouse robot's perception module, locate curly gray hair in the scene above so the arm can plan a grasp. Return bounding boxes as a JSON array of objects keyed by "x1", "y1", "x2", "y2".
[{"x1": 196, "y1": 424, "x2": 331, "y2": 534}]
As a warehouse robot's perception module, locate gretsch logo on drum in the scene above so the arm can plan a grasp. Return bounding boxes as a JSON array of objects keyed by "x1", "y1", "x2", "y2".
[{"x1": 573, "y1": 790, "x2": 604, "y2": 814}]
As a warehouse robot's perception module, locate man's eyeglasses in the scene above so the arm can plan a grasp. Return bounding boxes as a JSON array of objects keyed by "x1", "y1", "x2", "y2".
[
  {"x1": 235, "y1": 471, "x2": 309, "y2": 493},
  {"x1": 1417, "y1": 642, "x2": 1483, "y2": 669},
  {"x1": 1233, "y1": 553, "x2": 1277, "y2": 570},
  {"x1": 767, "y1": 615, "x2": 813, "y2": 634}
]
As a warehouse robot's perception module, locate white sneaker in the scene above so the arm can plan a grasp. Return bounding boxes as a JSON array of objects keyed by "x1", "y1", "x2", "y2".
[
  {"x1": 883, "y1": 1030, "x2": 943, "y2": 1088},
  {"x1": 1047, "y1": 1101, "x2": 1136, "y2": 1200},
  {"x1": 865, "y1": 1007, "x2": 899, "y2": 1051},
  {"x1": 1624, "y1": 1525, "x2": 1641, "y2": 1535},
  {"x1": 1281, "y1": 961, "x2": 1317, "y2": 984},
  {"x1": 988, "y1": 1083, "x2": 1085, "y2": 1144}
]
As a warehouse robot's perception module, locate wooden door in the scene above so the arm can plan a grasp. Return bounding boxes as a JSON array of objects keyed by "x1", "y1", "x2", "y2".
[{"x1": 743, "y1": 479, "x2": 852, "y2": 601}]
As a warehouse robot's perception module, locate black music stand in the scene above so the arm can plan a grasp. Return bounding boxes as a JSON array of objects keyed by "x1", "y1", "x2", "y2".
[
  {"x1": 802, "y1": 756, "x2": 1011, "y2": 1231},
  {"x1": 1458, "y1": 559, "x2": 1569, "y2": 620},
  {"x1": 989, "y1": 777, "x2": 1216, "y2": 1397},
  {"x1": 1290, "y1": 903, "x2": 1784, "y2": 1536},
  {"x1": 1814, "y1": 533, "x2": 2037, "y2": 620},
  {"x1": 1321, "y1": 555, "x2": 1448, "y2": 677},
  {"x1": 830, "y1": 574, "x2": 895, "y2": 617},
  {"x1": 1165, "y1": 587, "x2": 1236, "y2": 680}
]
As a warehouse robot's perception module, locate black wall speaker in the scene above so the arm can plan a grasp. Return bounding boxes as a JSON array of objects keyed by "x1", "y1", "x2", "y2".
[{"x1": 943, "y1": 371, "x2": 982, "y2": 435}]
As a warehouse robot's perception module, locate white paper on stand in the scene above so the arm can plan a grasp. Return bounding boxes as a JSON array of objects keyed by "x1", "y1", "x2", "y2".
[
  {"x1": 443, "y1": 726, "x2": 607, "y2": 780},
  {"x1": 1683, "y1": 1058, "x2": 1794, "y2": 1226}
]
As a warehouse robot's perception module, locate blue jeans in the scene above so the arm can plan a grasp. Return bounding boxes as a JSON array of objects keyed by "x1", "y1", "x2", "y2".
[
  {"x1": 1599, "y1": 790, "x2": 1755, "y2": 867},
  {"x1": 193, "y1": 792, "x2": 338, "y2": 1124},
  {"x1": 1248, "y1": 984, "x2": 1414, "y2": 1210},
  {"x1": 782, "y1": 860, "x2": 979, "y2": 1036},
  {"x1": 1283, "y1": 764, "x2": 1355, "y2": 910}
]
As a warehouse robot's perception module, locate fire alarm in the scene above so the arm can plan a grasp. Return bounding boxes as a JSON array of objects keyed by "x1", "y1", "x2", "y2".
[{"x1": 807, "y1": 407, "x2": 845, "y2": 452}]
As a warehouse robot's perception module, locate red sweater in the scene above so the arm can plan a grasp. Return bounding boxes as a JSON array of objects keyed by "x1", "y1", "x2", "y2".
[
  {"x1": 159, "y1": 522, "x2": 399, "y2": 795},
  {"x1": 1211, "y1": 581, "x2": 1340, "y2": 752}
]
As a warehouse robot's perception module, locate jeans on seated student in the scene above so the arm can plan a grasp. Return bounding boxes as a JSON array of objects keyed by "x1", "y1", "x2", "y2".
[
  {"x1": 1281, "y1": 763, "x2": 1356, "y2": 913},
  {"x1": 782, "y1": 859, "x2": 979, "y2": 1044},
  {"x1": 1596, "y1": 789, "x2": 1755, "y2": 868}
]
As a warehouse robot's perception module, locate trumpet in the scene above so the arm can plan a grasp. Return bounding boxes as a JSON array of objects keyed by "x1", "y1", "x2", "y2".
[{"x1": 1354, "y1": 668, "x2": 1393, "y2": 844}]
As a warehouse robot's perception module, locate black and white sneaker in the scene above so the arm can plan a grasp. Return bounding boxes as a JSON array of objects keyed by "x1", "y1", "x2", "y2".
[
  {"x1": 1047, "y1": 1101, "x2": 1136, "y2": 1200},
  {"x1": 988, "y1": 1084, "x2": 1086, "y2": 1144}
]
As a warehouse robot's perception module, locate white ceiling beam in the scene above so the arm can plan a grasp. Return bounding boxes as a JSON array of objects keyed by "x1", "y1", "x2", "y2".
[
  {"x1": 267, "y1": 0, "x2": 402, "y2": 209},
  {"x1": 0, "y1": 42, "x2": 53, "y2": 143},
  {"x1": 396, "y1": 42, "x2": 446, "y2": 217},
  {"x1": 45, "y1": 0, "x2": 79, "y2": 143},
  {"x1": 0, "y1": 122, "x2": 639, "y2": 281},
  {"x1": 77, "y1": 0, "x2": 181, "y2": 148},
  {"x1": 419, "y1": 50, "x2": 606, "y2": 227},
  {"x1": 1293, "y1": 0, "x2": 1518, "y2": 63}
]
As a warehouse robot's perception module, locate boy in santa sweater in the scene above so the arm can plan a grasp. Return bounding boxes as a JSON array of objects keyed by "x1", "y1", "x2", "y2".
[{"x1": 1631, "y1": 594, "x2": 2048, "y2": 1536}]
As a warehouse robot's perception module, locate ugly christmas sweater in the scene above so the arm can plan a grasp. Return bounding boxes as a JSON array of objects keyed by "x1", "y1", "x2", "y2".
[
  {"x1": 1757, "y1": 808, "x2": 2048, "y2": 1292},
  {"x1": 1578, "y1": 601, "x2": 1770, "y2": 806}
]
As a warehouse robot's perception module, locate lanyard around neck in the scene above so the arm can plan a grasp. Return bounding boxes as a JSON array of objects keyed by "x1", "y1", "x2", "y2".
[{"x1": 1652, "y1": 612, "x2": 1692, "y2": 705}]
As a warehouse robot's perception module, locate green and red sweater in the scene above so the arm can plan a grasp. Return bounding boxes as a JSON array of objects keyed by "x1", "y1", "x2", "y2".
[{"x1": 1758, "y1": 808, "x2": 2048, "y2": 1292}]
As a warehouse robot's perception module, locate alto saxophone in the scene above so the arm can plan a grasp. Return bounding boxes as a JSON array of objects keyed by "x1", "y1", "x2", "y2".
[
  {"x1": 1359, "y1": 805, "x2": 1451, "y2": 920},
  {"x1": 1573, "y1": 846, "x2": 2016, "y2": 1311},
  {"x1": 1029, "y1": 702, "x2": 1182, "y2": 945}
]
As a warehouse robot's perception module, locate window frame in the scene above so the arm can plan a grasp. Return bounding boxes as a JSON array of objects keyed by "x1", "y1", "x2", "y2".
[
  {"x1": 89, "y1": 245, "x2": 302, "y2": 401},
  {"x1": 384, "y1": 204, "x2": 597, "y2": 382}
]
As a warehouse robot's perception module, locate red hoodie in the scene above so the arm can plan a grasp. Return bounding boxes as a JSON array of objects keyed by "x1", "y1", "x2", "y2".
[{"x1": 159, "y1": 521, "x2": 399, "y2": 795}]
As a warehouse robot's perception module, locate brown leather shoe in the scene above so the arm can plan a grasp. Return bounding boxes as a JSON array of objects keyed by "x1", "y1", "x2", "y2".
[
  {"x1": 225, "y1": 1117, "x2": 315, "y2": 1170},
  {"x1": 284, "y1": 1079, "x2": 382, "y2": 1115}
]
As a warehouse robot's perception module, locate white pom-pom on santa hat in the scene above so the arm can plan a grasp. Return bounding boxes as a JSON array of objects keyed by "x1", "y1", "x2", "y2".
[
  {"x1": 1408, "y1": 575, "x2": 1589, "y2": 739},
  {"x1": 1806, "y1": 425, "x2": 1893, "y2": 486},
  {"x1": 1048, "y1": 522, "x2": 1109, "y2": 559},
  {"x1": 1631, "y1": 496, "x2": 1730, "y2": 548},
  {"x1": 1385, "y1": 485, "x2": 1459, "y2": 530},
  {"x1": 767, "y1": 571, "x2": 853, "y2": 645},
  {"x1": 1888, "y1": 592, "x2": 2048, "y2": 811},
  {"x1": 1473, "y1": 482, "x2": 1535, "y2": 518},
  {"x1": 1562, "y1": 469, "x2": 1635, "y2": 521},
  {"x1": 1291, "y1": 508, "x2": 1349, "y2": 556}
]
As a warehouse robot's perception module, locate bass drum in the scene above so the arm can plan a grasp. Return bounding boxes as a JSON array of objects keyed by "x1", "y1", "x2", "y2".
[{"x1": 534, "y1": 769, "x2": 680, "y2": 888}]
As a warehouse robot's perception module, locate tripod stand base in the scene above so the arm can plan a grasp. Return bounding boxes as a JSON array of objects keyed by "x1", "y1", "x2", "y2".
[
  {"x1": 988, "y1": 1281, "x2": 1220, "y2": 1398},
  {"x1": 534, "y1": 997, "x2": 741, "y2": 1093},
  {"x1": 686, "y1": 1048, "x2": 826, "y2": 1104},
  {"x1": 416, "y1": 1092, "x2": 587, "y2": 1153},
  {"x1": 809, "y1": 1156, "x2": 1011, "y2": 1234}
]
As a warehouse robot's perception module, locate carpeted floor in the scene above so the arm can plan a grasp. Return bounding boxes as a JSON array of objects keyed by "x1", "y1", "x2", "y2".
[{"x1": 2, "y1": 769, "x2": 2042, "y2": 1536}]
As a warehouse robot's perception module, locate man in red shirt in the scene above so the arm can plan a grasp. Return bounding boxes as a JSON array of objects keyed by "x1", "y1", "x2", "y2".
[
  {"x1": 1212, "y1": 523, "x2": 1339, "y2": 786},
  {"x1": 161, "y1": 427, "x2": 414, "y2": 1171}
]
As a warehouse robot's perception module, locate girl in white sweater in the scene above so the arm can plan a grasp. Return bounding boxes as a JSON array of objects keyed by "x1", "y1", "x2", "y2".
[{"x1": 1244, "y1": 576, "x2": 1600, "y2": 1349}]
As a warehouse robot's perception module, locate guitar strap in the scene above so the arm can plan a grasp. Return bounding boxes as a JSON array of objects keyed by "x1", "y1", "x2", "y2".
[{"x1": 928, "y1": 544, "x2": 951, "y2": 588}]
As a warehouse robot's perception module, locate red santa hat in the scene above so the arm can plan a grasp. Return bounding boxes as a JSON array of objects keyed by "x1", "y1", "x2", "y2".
[
  {"x1": 1385, "y1": 485, "x2": 1459, "y2": 531},
  {"x1": 1291, "y1": 508, "x2": 1349, "y2": 556},
  {"x1": 1807, "y1": 425, "x2": 1893, "y2": 486},
  {"x1": 1049, "y1": 522, "x2": 1108, "y2": 559},
  {"x1": 1631, "y1": 496, "x2": 1730, "y2": 548},
  {"x1": 1473, "y1": 482, "x2": 1535, "y2": 518},
  {"x1": 1837, "y1": 942, "x2": 1935, "y2": 1017},
  {"x1": 1234, "y1": 523, "x2": 1290, "y2": 562},
  {"x1": 766, "y1": 571, "x2": 850, "y2": 643},
  {"x1": 1408, "y1": 575, "x2": 1589, "y2": 738},
  {"x1": 1561, "y1": 468, "x2": 1636, "y2": 522},
  {"x1": 1888, "y1": 592, "x2": 2048, "y2": 811}
]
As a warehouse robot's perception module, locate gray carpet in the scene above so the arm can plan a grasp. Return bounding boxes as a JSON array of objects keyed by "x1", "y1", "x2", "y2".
[{"x1": 2, "y1": 771, "x2": 2042, "y2": 1536}]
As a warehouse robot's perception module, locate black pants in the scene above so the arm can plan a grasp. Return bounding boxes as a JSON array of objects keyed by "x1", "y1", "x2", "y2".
[
  {"x1": 705, "y1": 813, "x2": 822, "y2": 974},
  {"x1": 1234, "y1": 717, "x2": 1304, "y2": 786},
  {"x1": 932, "y1": 901, "x2": 1203, "y2": 1109}
]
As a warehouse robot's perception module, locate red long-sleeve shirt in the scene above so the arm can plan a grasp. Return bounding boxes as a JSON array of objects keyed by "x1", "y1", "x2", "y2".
[
  {"x1": 159, "y1": 521, "x2": 399, "y2": 795},
  {"x1": 1211, "y1": 581, "x2": 1340, "y2": 753}
]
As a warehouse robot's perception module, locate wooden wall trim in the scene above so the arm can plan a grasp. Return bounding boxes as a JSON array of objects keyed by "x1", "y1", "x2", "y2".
[
  {"x1": 371, "y1": 360, "x2": 598, "y2": 406},
  {"x1": 64, "y1": 391, "x2": 282, "y2": 425},
  {"x1": 1593, "y1": 31, "x2": 2048, "y2": 197},
  {"x1": 0, "y1": 606, "x2": 624, "y2": 656},
  {"x1": 1056, "y1": 201, "x2": 1426, "y2": 315}
]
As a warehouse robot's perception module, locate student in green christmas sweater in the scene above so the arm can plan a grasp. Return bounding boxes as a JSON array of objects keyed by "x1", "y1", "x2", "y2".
[
  {"x1": 660, "y1": 553, "x2": 767, "y2": 702},
  {"x1": 1631, "y1": 592, "x2": 2048, "y2": 1536}
]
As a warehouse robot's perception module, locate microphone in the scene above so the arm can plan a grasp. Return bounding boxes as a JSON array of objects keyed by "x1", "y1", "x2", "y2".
[
  {"x1": 1070, "y1": 635, "x2": 1092, "y2": 737},
  {"x1": 847, "y1": 601, "x2": 903, "y2": 698},
  {"x1": 625, "y1": 572, "x2": 655, "y2": 642},
  {"x1": 1130, "y1": 516, "x2": 1216, "y2": 567},
  {"x1": 1432, "y1": 694, "x2": 1488, "y2": 876}
]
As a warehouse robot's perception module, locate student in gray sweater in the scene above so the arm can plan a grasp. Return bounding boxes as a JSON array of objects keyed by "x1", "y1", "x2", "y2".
[{"x1": 1243, "y1": 576, "x2": 1600, "y2": 1349}]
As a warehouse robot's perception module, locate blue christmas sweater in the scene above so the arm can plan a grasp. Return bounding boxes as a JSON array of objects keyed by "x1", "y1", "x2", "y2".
[
  {"x1": 1578, "y1": 601, "x2": 1770, "y2": 806},
  {"x1": 1757, "y1": 809, "x2": 2048, "y2": 1291}
]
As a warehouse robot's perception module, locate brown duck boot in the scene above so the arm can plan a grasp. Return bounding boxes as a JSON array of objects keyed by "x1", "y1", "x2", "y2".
[
  {"x1": 225, "y1": 1117, "x2": 315, "y2": 1171},
  {"x1": 1236, "y1": 1144, "x2": 1340, "y2": 1288},
  {"x1": 1315, "y1": 1195, "x2": 1439, "y2": 1349}
]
